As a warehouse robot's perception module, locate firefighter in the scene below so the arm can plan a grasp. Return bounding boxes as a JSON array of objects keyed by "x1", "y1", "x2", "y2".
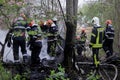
[
  {"x1": 39, "y1": 20, "x2": 48, "y2": 32},
  {"x1": 46, "y1": 19, "x2": 58, "y2": 57},
  {"x1": 89, "y1": 17, "x2": 104, "y2": 69},
  {"x1": 7, "y1": 13, "x2": 28, "y2": 63},
  {"x1": 103, "y1": 20, "x2": 115, "y2": 58},
  {"x1": 76, "y1": 28, "x2": 87, "y2": 56},
  {"x1": 80, "y1": 28, "x2": 87, "y2": 52},
  {"x1": 27, "y1": 22, "x2": 42, "y2": 67},
  {"x1": 52, "y1": 17, "x2": 58, "y2": 26}
]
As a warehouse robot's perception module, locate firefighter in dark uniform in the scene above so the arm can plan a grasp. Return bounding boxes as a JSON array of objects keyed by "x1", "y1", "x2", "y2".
[
  {"x1": 46, "y1": 19, "x2": 58, "y2": 57},
  {"x1": 76, "y1": 28, "x2": 87, "y2": 56},
  {"x1": 103, "y1": 20, "x2": 114, "y2": 58},
  {"x1": 27, "y1": 22, "x2": 42, "y2": 67},
  {"x1": 89, "y1": 17, "x2": 104, "y2": 70},
  {"x1": 39, "y1": 20, "x2": 48, "y2": 33},
  {"x1": 7, "y1": 13, "x2": 28, "y2": 63}
]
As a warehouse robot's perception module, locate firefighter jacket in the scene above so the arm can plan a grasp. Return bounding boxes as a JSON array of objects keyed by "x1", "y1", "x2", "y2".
[
  {"x1": 47, "y1": 23, "x2": 58, "y2": 41},
  {"x1": 12, "y1": 20, "x2": 27, "y2": 38},
  {"x1": 90, "y1": 25, "x2": 104, "y2": 48},
  {"x1": 27, "y1": 25, "x2": 42, "y2": 44},
  {"x1": 103, "y1": 24, "x2": 114, "y2": 40},
  {"x1": 40, "y1": 25, "x2": 48, "y2": 32}
]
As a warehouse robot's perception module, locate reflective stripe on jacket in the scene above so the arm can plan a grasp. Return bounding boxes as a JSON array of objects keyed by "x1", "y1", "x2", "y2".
[
  {"x1": 90, "y1": 26, "x2": 104, "y2": 48},
  {"x1": 104, "y1": 24, "x2": 114, "y2": 40},
  {"x1": 12, "y1": 20, "x2": 27, "y2": 37}
]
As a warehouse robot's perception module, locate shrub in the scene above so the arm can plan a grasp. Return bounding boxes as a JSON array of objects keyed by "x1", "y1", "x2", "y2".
[
  {"x1": 46, "y1": 64, "x2": 70, "y2": 80},
  {"x1": 0, "y1": 62, "x2": 12, "y2": 80}
]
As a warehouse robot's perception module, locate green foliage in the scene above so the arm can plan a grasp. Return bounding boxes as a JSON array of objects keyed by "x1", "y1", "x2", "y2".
[
  {"x1": 80, "y1": 1, "x2": 115, "y2": 26},
  {"x1": 13, "y1": 74, "x2": 21, "y2": 80},
  {"x1": 0, "y1": 0, "x2": 4, "y2": 5},
  {"x1": 87, "y1": 71, "x2": 101, "y2": 80},
  {"x1": 13, "y1": 73, "x2": 26, "y2": 80},
  {"x1": 80, "y1": 3, "x2": 103, "y2": 22},
  {"x1": 46, "y1": 64, "x2": 70, "y2": 80},
  {"x1": 0, "y1": 63, "x2": 12, "y2": 80},
  {"x1": 12, "y1": 66, "x2": 30, "y2": 80},
  {"x1": 0, "y1": 0, "x2": 24, "y2": 29},
  {"x1": 0, "y1": 62, "x2": 29, "y2": 80}
]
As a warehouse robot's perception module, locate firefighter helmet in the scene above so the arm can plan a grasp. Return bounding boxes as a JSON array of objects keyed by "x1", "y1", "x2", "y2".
[
  {"x1": 47, "y1": 19, "x2": 53, "y2": 26},
  {"x1": 91, "y1": 17, "x2": 100, "y2": 25},
  {"x1": 105, "y1": 20, "x2": 112, "y2": 25},
  {"x1": 29, "y1": 20, "x2": 35, "y2": 27},
  {"x1": 81, "y1": 28, "x2": 85, "y2": 32}
]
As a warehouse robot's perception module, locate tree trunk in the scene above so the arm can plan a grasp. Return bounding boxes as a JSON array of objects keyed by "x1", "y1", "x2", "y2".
[
  {"x1": 63, "y1": 0, "x2": 78, "y2": 73},
  {"x1": 72, "y1": 0, "x2": 78, "y2": 69},
  {"x1": 114, "y1": 0, "x2": 120, "y2": 53}
]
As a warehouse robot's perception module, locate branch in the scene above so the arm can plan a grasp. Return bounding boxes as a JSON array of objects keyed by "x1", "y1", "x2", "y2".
[
  {"x1": 0, "y1": 42, "x2": 3, "y2": 46},
  {"x1": 0, "y1": 9, "x2": 11, "y2": 29}
]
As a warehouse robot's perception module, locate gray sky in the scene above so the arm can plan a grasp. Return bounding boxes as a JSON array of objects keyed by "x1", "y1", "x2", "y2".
[{"x1": 78, "y1": 0, "x2": 85, "y2": 7}]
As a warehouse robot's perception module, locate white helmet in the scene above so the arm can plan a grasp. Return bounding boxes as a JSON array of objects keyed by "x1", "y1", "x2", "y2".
[{"x1": 91, "y1": 17, "x2": 100, "y2": 26}]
